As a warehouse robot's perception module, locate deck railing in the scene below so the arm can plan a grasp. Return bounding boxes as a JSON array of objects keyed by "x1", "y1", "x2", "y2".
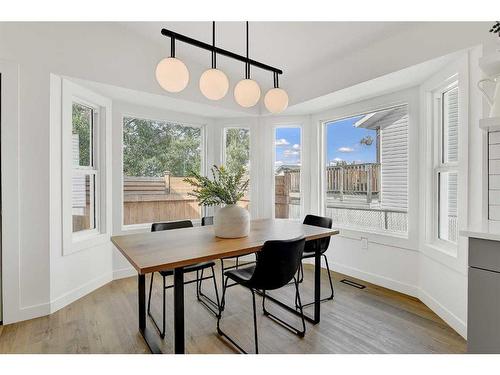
[{"x1": 326, "y1": 163, "x2": 380, "y2": 203}]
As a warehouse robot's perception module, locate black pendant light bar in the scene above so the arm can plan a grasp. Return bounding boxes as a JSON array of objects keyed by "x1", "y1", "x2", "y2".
[
  {"x1": 161, "y1": 26, "x2": 283, "y2": 75},
  {"x1": 211, "y1": 21, "x2": 217, "y2": 68}
]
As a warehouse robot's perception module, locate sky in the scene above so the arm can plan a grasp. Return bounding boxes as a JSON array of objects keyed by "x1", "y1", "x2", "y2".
[
  {"x1": 275, "y1": 127, "x2": 301, "y2": 168},
  {"x1": 274, "y1": 116, "x2": 377, "y2": 170}
]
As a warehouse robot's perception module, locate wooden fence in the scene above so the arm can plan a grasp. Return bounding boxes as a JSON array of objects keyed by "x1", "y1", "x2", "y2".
[{"x1": 123, "y1": 175, "x2": 249, "y2": 225}]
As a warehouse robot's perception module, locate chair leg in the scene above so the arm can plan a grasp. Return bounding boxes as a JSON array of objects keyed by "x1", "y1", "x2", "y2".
[
  {"x1": 323, "y1": 254, "x2": 335, "y2": 299},
  {"x1": 217, "y1": 278, "x2": 256, "y2": 354},
  {"x1": 196, "y1": 270, "x2": 201, "y2": 301},
  {"x1": 251, "y1": 289, "x2": 259, "y2": 354},
  {"x1": 300, "y1": 254, "x2": 335, "y2": 308},
  {"x1": 147, "y1": 272, "x2": 166, "y2": 339},
  {"x1": 262, "y1": 280, "x2": 306, "y2": 338},
  {"x1": 197, "y1": 267, "x2": 221, "y2": 317},
  {"x1": 147, "y1": 272, "x2": 154, "y2": 315},
  {"x1": 220, "y1": 259, "x2": 226, "y2": 311}
]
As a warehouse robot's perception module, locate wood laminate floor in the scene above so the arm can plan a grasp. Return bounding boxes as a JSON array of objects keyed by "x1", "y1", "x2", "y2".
[{"x1": 0, "y1": 265, "x2": 466, "y2": 354}]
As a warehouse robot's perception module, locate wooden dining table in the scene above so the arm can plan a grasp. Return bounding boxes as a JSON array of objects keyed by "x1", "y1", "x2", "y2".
[{"x1": 111, "y1": 218, "x2": 339, "y2": 354}]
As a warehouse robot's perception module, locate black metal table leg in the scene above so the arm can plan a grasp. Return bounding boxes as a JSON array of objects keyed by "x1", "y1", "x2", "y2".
[
  {"x1": 313, "y1": 249, "x2": 321, "y2": 324},
  {"x1": 173, "y1": 267, "x2": 185, "y2": 354},
  {"x1": 138, "y1": 274, "x2": 162, "y2": 354}
]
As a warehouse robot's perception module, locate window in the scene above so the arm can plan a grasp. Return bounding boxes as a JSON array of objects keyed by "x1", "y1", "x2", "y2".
[
  {"x1": 274, "y1": 127, "x2": 301, "y2": 219},
  {"x1": 223, "y1": 128, "x2": 250, "y2": 209},
  {"x1": 434, "y1": 85, "x2": 459, "y2": 244},
  {"x1": 72, "y1": 102, "x2": 98, "y2": 233},
  {"x1": 323, "y1": 105, "x2": 409, "y2": 234},
  {"x1": 122, "y1": 116, "x2": 204, "y2": 226},
  {"x1": 62, "y1": 79, "x2": 110, "y2": 254}
]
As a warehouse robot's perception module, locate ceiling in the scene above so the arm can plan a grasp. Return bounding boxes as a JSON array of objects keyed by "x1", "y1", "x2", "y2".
[{"x1": 120, "y1": 22, "x2": 420, "y2": 89}]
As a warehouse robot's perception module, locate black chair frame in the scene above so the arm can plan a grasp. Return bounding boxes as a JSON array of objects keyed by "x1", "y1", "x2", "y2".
[
  {"x1": 216, "y1": 238, "x2": 306, "y2": 354},
  {"x1": 146, "y1": 220, "x2": 221, "y2": 339},
  {"x1": 294, "y1": 253, "x2": 335, "y2": 308},
  {"x1": 217, "y1": 275, "x2": 306, "y2": 354}
]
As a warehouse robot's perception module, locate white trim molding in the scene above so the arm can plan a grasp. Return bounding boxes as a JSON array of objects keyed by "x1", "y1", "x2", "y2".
[{"x1": 0, "y1": 60, "x2": 25, "y2": 323}]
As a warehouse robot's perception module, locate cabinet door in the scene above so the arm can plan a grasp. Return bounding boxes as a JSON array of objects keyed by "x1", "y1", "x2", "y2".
[{"x1": 468, "y1": 267, "x2": 500, "y2": 353}]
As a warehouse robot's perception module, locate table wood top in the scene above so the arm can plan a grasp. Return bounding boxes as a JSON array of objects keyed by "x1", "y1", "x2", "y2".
[{"x1": 111, "y1": 219, "x2": 339, "y2": 274}]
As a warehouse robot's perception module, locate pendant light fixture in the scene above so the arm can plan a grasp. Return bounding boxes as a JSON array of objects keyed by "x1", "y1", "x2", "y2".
[
  {"x1": 234, "y1": 22, "x2": 261, "y2": 108},
  {"x1": 158, "y1": 22, "x2": 285, "y2": 112},
  {"x1": 264, "y1": 72, "x2": 289, "y2": 113},
  {"x1": 199, "y1": 22, "x2": 229, "y2": 100},
  {"x1": 155, "y1": 36, "x2": 190, "y2": 93}
]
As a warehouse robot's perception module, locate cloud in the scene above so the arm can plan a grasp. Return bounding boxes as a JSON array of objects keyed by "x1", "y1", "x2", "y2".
[
  {"x1": 337, "y1": 146, "x2": 354, "y2": 153},
  {"x1": 283, "y1": 149, "x2": 300, "y2": 157},
  {"x1": 275, "y1": 160, "x2": 283, "y2": 166},
  {"x1": 275, "y1": 138, "x2": 290, "y2": 146},
  {"x1": 292, "y1": 144, "x2": 300, "y2": 150},
  {"x1": 333, "y1": 157, "x2": 343, "y2": 162}
]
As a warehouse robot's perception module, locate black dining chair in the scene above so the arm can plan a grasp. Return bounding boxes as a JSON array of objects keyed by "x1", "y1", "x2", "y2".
[
  {"x1": 217, "y1": 237, "x2": 306, "y2": 354},
  {"x1": 296, "y1": 215, "x2": 334, "y2": 308},
  {"x1": 147, "y1": 220, "x2": 221, "y2": 339},
  {"x1": 201, "y1": 216, "x2": 256, "y2": 308}
]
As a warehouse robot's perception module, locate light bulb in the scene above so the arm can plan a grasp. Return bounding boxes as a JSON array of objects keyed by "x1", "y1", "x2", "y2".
[
  {"x1": 155, "y1": 57, "x2": 189, "y2": 93},
  {"x1": 234, "y1": 79, "x2": 261, "y2": 108},
  {"x1": 199, "y1": 68, "x2": 229, "y2": 100},
  {"x1": 264, "y1": 87, "x2": 289, "y2": 114}
]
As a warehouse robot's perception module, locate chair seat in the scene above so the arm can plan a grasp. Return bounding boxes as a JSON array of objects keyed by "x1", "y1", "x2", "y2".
[
  {"x1": 224, "y1": 265, "x2": 256, "y2": 286},
  {"x1": 159, "y1": 261, "x2": 216, "y2": 277}
]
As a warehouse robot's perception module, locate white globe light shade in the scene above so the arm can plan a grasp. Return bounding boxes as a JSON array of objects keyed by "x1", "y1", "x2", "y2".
[
  {"x1": 264, "y1": 87, "x2": 289, "y2": 114},
  {"x1": 199, "y1": 68, "x2": 229, "y2": 100},
  {"x1": 155, "y1": 57, "x2": 189, "y2": 93},
  {"x1": 234, "y1": 79, "x2": 261, "y2": 108}
]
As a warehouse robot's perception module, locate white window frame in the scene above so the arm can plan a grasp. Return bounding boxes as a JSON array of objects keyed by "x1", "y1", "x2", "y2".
[
  {"x1": 222, "y1": 126, "x2": 251, "y2": 202},
  {"x1": 432, "y1": 81, "x2": 459, "y2": 252},
  {"x1": 420, "y1": 53, "x2": 469, "y2": 267},
  {"x1": 120, "y1": 113, "x2": 207, "y2": 230},
  {"x1": 272, "y1": 124, "x2": 304, "y2": 220},
  {"x1": 62, "y1": 79, "x2": 111, "y2": 255},
  {"x1": 320, "y1": 103, "x2": 410, "y2": 238}
]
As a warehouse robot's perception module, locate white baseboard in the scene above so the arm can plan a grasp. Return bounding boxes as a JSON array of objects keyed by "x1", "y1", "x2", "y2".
[
  {"x1": 3, "y1": 301, "x2": 51, "y2": 325},
  {"x1": 418, "y1": 288, "x2": 467, "y2": 339},
  {"x1": 113, "y1": 267, "x2": 136, "y2": 280},
  {"x1": 50, "y1": 272, "x2": 113, "y2": 313},
  {"x1": 331, "y1": 261, "x2": 419, "y2": 297}
]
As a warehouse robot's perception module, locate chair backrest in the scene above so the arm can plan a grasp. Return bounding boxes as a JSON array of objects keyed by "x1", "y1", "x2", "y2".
[
  {"x1": 303, "y1": 214, "x2": 333, "y2": 254},
  {"x1": 201, "y1": 216, "x2": 214, "y2": 226},
  {"x1": 247, "y1": 237, "x2": 305, "y2": 291},
  {"x1": 151, "y1": 220, "x2": 193, "y2": 232}
]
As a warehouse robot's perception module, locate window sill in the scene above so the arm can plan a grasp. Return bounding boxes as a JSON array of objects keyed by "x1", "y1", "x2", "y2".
[
  {"x1": 334, "y1": 226, "x2": 416, "y2": 251},
  {"x1": 64, "y1": 232, "x2": 110, "y2": 256},
  {"x1": 423, "y1": 241, "x2": 458, "y2": 259}
]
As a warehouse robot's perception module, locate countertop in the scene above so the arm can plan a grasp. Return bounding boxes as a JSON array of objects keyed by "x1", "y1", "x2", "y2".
[{"x1": 460, "y1": 221, "x2": 500, "y2": 242}]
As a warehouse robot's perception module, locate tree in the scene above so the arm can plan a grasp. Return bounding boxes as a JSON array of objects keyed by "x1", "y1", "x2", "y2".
[
  {"x1": 225, "y1": 128, "x2": 250, "y2": 175},
  {"x1": 123, "y1": 117, "x2": 202, "y2": 177},
  {"x1": 72, "y1": 103, "x2": 92, "y2": 166}
]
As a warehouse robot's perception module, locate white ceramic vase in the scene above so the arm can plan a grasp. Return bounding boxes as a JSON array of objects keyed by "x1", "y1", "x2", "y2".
[{"x1": 214, "y1": 204, "x2": 250, "y2": 238}]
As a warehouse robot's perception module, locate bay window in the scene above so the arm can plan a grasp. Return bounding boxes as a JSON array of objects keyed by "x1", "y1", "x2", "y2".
[
  {"x1": 122, "y1": 116, "x2": 204, "y2": 226},
  {"x1": 223, "y1": 127, "x2": 250, "y2": 209},
  {"x1": 323, "y1": 104, "x2": 409, "y2": 234},
  {"x1": 274, "y1": 126, "x2": 301, "y2": 219},
  {"x1": 62, "y1": 79, "x2": 111, "y2": 254},
  {"x1": 434, "y1": 84, "x2": 459, "y2": 244}
]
